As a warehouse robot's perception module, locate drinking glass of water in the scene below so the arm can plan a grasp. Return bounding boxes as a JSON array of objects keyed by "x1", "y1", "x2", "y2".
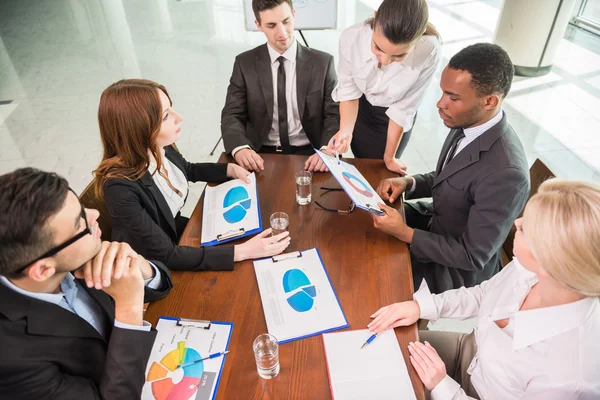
[
  {"x1": 270, "y1": 212, "x2": 289, "y2": 236},
  {"x1": 295, "y1": 171, "x2": 312, "y2": 205},
  {"x1": 253, "y1": 333, "x2": 280, "y2": 379}
]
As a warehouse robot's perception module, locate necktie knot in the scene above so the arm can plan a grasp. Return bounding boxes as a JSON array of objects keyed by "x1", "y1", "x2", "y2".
[{"x1": 277, "y1": 56, "x2": 285, "y2": 65}]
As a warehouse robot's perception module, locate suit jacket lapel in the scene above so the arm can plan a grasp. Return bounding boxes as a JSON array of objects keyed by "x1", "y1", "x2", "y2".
[
  {"x1": 433, "y1": 115, "x2": 509, "y2": 188},
  {"x1": 0, "y1": 283, "x2": 105, "y2": 341},
  {"x1": 140, "y1": 172, "x2": 177, "y2": 236},
  {"x1": 296, "y1": 43, "x2": 313, "y2": 120},
  {"x1": 256, "y1": 44, "x2": 274, "y2": 124}
]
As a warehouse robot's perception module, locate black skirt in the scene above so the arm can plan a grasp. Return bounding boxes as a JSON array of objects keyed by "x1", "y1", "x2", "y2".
[{"x1": 351, "y1": 95, "x2": 415, "y2": 159}]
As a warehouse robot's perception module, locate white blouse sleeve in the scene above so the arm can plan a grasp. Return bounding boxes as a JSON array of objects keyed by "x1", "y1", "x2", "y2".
[
  {"x1": 331, "y1": 28, "x2": 364, "y2": 102},
  {"x1": 385, "y1": 37, "x2": 441, "y2": 132}
]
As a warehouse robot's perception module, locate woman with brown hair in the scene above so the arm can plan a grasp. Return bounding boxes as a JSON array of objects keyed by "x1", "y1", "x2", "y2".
[
  {"x1": 94, "y1": 79, "x2": 290, "y2": 271},
  {"x1": 328, "y1": 0, "x2": 441, "y2": 175}
]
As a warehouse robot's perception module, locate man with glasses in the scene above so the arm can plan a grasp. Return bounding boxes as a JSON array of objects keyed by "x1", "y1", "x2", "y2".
[{"x1": 0, "y1": 168, "x2": 173, "y2": 399}]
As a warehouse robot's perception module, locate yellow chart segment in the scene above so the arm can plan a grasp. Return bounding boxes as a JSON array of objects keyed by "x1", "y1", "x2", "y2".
[
  {"x1": 160, "y1": 348, "x2": 180, "y2": 371},
  {"x1": 146, "y1": 362, "x2": 168, "y2": 382},
  {"x1": 177, "y1": 341, "x2": 187, "y2": 365}
]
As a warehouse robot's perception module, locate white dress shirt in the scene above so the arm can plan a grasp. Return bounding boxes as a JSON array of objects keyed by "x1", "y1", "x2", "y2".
[
  {"x1": 332, "y1": 22, "x2": 440, "y2": 132},
  {"x1": 0, "y1": 264, "x2": 162, "y2": 333},
  {"x1": 149, "y1": 156, "x2": 189, "y2": 217},
  {"x1": 232, "y1": 38, "x2": 310, "y2": 156},
  {"x1": 413, "y1": 258, "x2": 600, "y2": 400}
]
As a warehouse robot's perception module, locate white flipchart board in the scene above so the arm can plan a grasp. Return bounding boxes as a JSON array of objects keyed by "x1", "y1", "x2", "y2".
[{"x1": 244, "y1": 0, "x2": 338, "y2": 31}]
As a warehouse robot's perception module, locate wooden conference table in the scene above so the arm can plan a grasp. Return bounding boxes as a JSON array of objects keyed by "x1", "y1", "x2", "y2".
[{"x1": 145, "y1": 153, "x2": 424, "y2": 400}]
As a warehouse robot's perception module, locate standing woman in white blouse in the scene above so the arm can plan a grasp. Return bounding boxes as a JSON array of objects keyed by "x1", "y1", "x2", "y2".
[
  {"x1": 368, "y1": 179, "x2": 600, "y2": 399},
  {"x1": 328, "y1": 0, "x2": 441, "y2": 174},
  {"x1": 94, "y1": 79, "x2": 291, "y2": 272}
]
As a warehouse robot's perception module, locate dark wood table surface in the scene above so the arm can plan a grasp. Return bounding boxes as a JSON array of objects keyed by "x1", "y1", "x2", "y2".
[{"x1": 145, "y1": 153, "x2": 424, "y2": 400}]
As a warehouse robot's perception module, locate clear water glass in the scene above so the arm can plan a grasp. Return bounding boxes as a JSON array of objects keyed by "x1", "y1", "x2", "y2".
[
  {"x1": 295, "y1": 171, "x2": 312, "y2": 205},
  {"x1": 253, "y1": 333, "x2": 280, "y2": 379},
  {"x1": 270, "y1": 212, "x2": 289, "y2": 236}
]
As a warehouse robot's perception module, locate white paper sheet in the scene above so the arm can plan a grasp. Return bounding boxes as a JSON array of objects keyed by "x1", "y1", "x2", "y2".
[
  {"x1": 253, "y1": 248, "x2": 348, "y2": 343},
  {"x1": 322, "y1": 329, "x2": 417, "y2": 400},
  {"x1": 315, "y1": 149, "x2": 386, "y2": 214},
  {"x1": 200, "y1": 173, "x2": 261, "y2": 245},
  {"x1": 142, "y1": 318, "x2": 232, "y2": 400}
]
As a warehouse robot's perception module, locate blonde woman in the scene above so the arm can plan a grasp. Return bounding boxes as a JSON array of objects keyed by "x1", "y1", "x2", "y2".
[{"x1": 368, "y1": 179, "x2": 600, "y2": 399}]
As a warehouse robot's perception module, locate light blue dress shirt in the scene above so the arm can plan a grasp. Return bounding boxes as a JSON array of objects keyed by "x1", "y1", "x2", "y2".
[{"x1": 0, "y1": 262, "x2": 162, "y2": 334}]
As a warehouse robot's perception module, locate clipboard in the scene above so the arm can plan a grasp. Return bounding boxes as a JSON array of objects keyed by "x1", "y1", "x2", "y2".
[
  {"x1": 253, "y1": 248, "x2": 349, "y2": 344},
  {"x1": 315, "y1": 149, "x2": 386, "y2": 216},
  {"x1": 142, "y1": 317, "x2": 234, "y2": 400},
  {"x1": 201, "y1": 173, "x2": 263, "y2": 246}
]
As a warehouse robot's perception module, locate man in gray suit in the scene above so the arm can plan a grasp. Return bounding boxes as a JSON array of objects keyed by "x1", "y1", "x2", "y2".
[
  {"x1": 372, "y1": 43, "x2": 530, "y2": 294},
  {"x1": 221, "y1": 0, "x2": 339, "y2": 172}
]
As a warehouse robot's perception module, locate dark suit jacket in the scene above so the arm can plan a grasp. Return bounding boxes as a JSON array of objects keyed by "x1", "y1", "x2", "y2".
[
  {"x1": 407, "y1": 114, "x2": 530, "y2": 293},
  {"x1": 221, "y1": 42, "x2": 339, "y2": 152},
  {"x1": 104, "y1": 146, "x2": 235, "y2": 271},
  {"x1": 0, "y1": 261, "x2": 172, "y2": 399}
]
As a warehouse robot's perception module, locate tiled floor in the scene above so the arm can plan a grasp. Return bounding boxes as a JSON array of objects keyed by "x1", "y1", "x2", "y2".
[{"x1": 1, "y1": 0, "x2": 599, "y2": 331}]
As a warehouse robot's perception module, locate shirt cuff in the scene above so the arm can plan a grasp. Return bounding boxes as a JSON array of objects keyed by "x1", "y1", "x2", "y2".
[
  {"x1": 331, "y1": 85, "x2": 363, "y2": 103},
  {"x1": 386, "y1": 107, "x2": 416, "y2": 132},
  {"x1": 232, "y1": 145, "x2": 251, "y2": 157},
  {"x1": 413, "y1": 279, "x2": 439, "y2": 321},
  {"x1": 430, "y1": 375, "x2": 463, "y2": 400},
  {"x1": 407, "y1": 177, "x2": 416, "y2": 194},
  {"x1": 114, "y1": 320, "x2": 152, "y2": 332},
  {"x1": 144, "y1": 262, "x2": 162, "y2": 290}
]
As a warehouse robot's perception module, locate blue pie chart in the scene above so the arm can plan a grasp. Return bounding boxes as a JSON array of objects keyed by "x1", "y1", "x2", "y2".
[
  {"x1": 283, "y1": 269, "x2": 316, "y2": 312},
  {"x1": 222, "y1": 186, "x2": 252, "y2": 224}
]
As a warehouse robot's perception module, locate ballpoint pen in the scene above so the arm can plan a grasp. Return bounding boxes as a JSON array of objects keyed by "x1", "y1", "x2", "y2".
[
  {"x1": 360, "y1": 333, "x2": 378, "y2": 349},
  {"x1": 332, "y1": 139, "x2": 340, "y2": 165},
  {"x1": 177, "y1": 350, "x2": 230, "y2": 369}
]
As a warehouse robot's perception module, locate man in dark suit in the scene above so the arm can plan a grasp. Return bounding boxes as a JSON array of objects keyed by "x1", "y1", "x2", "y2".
[
  {"x1": 221, "y1": 0, "x2": 339, "y2": 172},
  {"x1": 0, "y1": 168, "x2": 173, "y2": 399},
  {"x1": 372, "y1": 43, "x2": 530, "y2": 294}
]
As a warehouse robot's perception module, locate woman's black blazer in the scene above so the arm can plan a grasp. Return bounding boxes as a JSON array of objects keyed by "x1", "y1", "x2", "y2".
[{"x1": 104, "y1": 146, "x2": 235, "y2": 271}]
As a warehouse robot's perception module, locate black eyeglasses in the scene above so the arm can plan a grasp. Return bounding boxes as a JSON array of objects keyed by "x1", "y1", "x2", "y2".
[
  {"x1": 315, "y1": 187, "x2": 356, "y2": 214},
  {"x1": 13, "y1": 188, "x2": 91, "y2": 274}
]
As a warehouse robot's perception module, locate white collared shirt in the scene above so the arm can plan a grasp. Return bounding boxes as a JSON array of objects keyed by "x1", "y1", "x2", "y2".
[
  {"x1": 149, "y1": 156, "x2": 189, "y2": 217},
  {"x1": 414, "y1": 259, "x2": 600, "y2": 400},
  {"x1": 454, "y1": 110, "x2": 504, "y2": 157},
  {"x1": 332, "y1": 22, "x2": 440, "y2": 132}
]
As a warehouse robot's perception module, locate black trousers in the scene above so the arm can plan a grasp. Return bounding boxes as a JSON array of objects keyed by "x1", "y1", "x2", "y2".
[{"x1": 351, "y1": 95, "x2": 416, "y2": 159}]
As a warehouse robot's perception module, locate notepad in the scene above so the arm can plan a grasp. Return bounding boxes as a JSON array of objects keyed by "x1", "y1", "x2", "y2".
[{"x1": 322, "y1": 329, "x2": 416, "y2": 400}]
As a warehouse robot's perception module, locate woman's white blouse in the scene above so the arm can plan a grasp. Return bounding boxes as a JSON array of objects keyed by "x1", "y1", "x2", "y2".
[
  {"x1": 149, "y1": 156, "x2": 189, "y2": 217},
  {"x1": 414, "y1": 259, "x2": 600, "y2": 400},
  {"x1": 332, "y1": 22, "x2": 441, "y2": 132}
]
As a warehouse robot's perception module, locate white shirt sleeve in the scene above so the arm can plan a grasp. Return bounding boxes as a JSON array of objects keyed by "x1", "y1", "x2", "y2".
[
  {"x1": 231, "y1": 145, "x2": 252, "y2": 157},
  {"x1": 385, "y1": 38, "x2": 441, "y2": 132},
  {"x1": 413, "y1": 277, "x2": 490, "y2": 321},
  {"x1": 114, "y1": 320, "x2": 152, "y2": 332},
  {"x1": 431, "y1": 375, "x2": 476, "y2": 400},
  {"x1": 144, "y1": 261, "x2": 163, "y2": 290},
  {"x1": 331, "y1": 28, "x2": 364, "y2": 102},
  {"x1": 406, "y1": 176, "x2": 416, "y2": 194}
]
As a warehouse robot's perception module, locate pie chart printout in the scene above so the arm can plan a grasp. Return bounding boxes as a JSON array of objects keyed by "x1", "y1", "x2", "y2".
[
  {"x1": 341, "y1": 172, "x2": 373, "y2": 198},
  {"x1": 146, "y1": 341, "x2": 204, "y2": 400},
  {"x1": 283, "y1": 269, "x2": 317, "y2": 312},
  {"x1": 222, "y1": 186, "x2": 252, "y2": 224}
]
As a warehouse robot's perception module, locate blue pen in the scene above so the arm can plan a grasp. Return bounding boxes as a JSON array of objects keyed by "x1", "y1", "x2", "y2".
[
  {"x1": 177, "y1": 350, "x2": 230, "y2": 368},
  {"x1": 333, "y1": 139, "x2": 340, "y2": 164},
  {"x1": 360, "y1": 333, "x2": 378, "y2": 349}
]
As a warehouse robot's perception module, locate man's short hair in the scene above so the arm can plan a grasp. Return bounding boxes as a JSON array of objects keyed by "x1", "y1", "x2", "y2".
[
  {"x1": 448, "y1": 43, "x2": 515, "y2": 98},
  {"x1": 0, "y1": 168, "x2": 69, "y2": 277},
  {"x1": 252, "y1": 0, "x2": 294, "y2": 24}
]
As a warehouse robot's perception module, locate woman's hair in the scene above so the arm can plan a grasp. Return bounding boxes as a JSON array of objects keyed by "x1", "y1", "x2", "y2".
[
  {"x1": 367, "y1": 0, "x2": 440, "y2": 44},
  {"x1": 93, "y1": 79, "x2": 174, "y2": 198},
  {"x1": 524, "y1": 179, "x2": 600, "y2": 297}
]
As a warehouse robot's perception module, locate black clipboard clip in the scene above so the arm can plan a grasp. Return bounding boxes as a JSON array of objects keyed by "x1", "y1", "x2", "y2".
[
  {"x1": 366, "y1": 203, "x2": 385, "y2": 216},
  {"x1": 217, "y1": 228, "x2": 245, "y2": 242},
  {"x1": 271, "y1": 251, "x2": 303, "y2": 263},
  {"x1": 176, "y1": 318, "x2": 212, "y2": 329}
]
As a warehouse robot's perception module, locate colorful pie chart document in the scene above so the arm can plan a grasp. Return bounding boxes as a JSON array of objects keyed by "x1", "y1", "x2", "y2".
[
  {"x1": 201, "y1": 172, "x2": 261, "y2": 246},
  {"x1": 315, "y1": 149, "x2": 386, "y2": 215},
  {"x1": 322, "y1": 329, "x2": 416, "y2": 400},
  {"x1": 142, "y1": 317, "x2": 233, "y2": 400},
  {"x1": 253, "y1": 248, "x2": 348, "y2": 344}
]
